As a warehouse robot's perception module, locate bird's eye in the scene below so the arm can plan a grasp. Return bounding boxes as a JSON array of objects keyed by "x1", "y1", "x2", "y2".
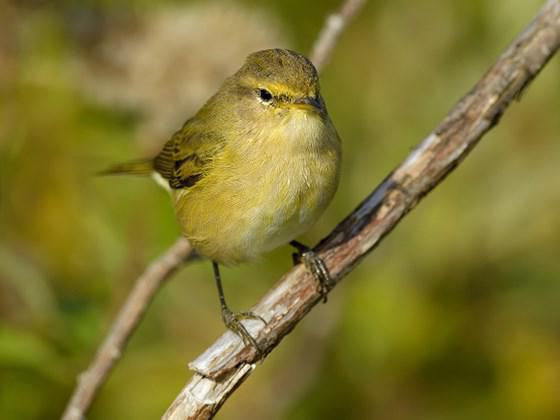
[{"x1": 257, "y1": 88, "x2": 273, "y2": 103}]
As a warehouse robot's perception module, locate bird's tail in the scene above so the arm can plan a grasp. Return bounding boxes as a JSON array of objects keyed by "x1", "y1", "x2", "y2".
[{"x1": 97, "y1": 159, "x2": 154, "y2": 176}]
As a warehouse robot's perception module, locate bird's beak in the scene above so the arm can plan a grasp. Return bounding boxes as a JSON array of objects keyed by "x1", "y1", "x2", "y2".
[{"x1": 291, "y1": 96, "x2": 323, "y2": 112}]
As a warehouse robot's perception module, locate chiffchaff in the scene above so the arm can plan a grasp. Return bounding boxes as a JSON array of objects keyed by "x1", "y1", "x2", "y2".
[{"x1": 104, "y1": 49, "x2": 341, "y2": 354}]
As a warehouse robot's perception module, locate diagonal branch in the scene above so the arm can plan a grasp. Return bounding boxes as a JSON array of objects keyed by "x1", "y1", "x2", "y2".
[
  {"x1": 61, "y1": 238, "x2": 193, "y2": 420},
  {"x1": 310, "y1": 0, "x2": 366, "y2": 72},
  {"x1": 162, "y1": 1, "x2": 560, "y2": 419}
]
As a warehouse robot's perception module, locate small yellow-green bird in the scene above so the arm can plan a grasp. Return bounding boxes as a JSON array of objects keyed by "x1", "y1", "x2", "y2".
[{"x1": 105, "y1": 49, "x2": 341, "y2": 353}]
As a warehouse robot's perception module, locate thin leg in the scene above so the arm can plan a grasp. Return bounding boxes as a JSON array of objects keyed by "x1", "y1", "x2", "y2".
[
  {"x1": 289, "y1": 241, "x2": 332, "y2": 303},
  {"x1": 213, "y1": 261, "x2": 228, "y2": 311},
  {"x1": 212, "y1": 261, "x2": 266, "y2": 357}
]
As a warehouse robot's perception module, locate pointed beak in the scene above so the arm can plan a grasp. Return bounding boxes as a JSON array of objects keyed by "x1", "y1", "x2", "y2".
[{"x1": 292, "y1": 96, "x2": 323, "y2": 112}]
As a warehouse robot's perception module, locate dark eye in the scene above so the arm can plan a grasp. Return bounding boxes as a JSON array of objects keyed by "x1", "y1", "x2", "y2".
[{"x1": 257, "y1": 88, "x2": 273, "y2": 103}]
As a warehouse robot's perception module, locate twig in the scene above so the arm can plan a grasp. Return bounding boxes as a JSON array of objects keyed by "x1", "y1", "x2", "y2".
[
  {"x1": 310, "y1": 0, "x2": 367, "y2": 71},
  {"x1": 61, "y1": 238, "x2": 193, "y2": 420},
  {"x1": 162, "y1": 1, "x2": 560, "y2": 419}
]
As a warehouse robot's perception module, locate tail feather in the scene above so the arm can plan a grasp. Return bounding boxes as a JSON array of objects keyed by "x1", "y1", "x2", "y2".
[{"x1": 98, "y1": 159, "x2": 154, "y2": 176}]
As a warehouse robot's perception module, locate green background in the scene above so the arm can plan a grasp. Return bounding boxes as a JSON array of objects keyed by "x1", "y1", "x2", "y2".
[{"x1": 1, "y1": 0, "x2": 560, "y2": 419}]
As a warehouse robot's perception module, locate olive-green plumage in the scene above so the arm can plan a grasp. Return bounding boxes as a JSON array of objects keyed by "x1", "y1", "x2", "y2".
[
  {"x1": 105, "y1": 49, "x2": 341, "y2": 352},
  {"x1": 109, "y1": 49, "x2": 341, "y2": 266}
]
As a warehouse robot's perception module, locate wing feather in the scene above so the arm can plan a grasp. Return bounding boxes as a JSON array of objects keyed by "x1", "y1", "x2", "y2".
[{"x1": 154, "y1": 119, "x2": 225, "y2": 189}]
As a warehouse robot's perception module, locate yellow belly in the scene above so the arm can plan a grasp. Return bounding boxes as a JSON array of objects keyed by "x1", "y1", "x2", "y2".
[
  {"x1": 173, "y1": 149, "x2": 338, "y2": 265},
  {"x1": 172, "y1": 110, "x2": 341, "y2": 265}
]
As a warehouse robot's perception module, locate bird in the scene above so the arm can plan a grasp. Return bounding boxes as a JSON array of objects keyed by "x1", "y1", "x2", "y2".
[{"x1": 103, "y1": 48, "x2": 341, "y2": 354}]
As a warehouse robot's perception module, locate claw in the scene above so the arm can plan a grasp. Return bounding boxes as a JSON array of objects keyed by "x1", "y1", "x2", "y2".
[
  {"x1": 290, "y1": 241, "x2": 332, "y2": 303},
  {"x1": 212, "y1": 261, "x2": 267, "y2": 359},
  {"x1": 237, "y1": 311, "x2": 267, "y2": 326},
  {"x1": 221, "y1": 307, "x2": 266, "y2": 358}
]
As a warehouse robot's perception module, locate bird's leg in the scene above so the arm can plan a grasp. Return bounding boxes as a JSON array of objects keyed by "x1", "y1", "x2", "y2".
[
  {"x1": 212, "y1": 261, "x2": 266, "y2": 357},
  {"x1": 289, "y1": 241, "x2": 331, "y2": 303}
]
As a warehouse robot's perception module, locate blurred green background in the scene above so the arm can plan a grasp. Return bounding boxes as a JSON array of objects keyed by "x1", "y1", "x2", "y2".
[{"x1": 2, "y1": 0, "x2": 560, "y2": 419}]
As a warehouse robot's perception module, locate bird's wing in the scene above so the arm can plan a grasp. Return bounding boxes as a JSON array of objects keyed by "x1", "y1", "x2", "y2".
[{"x1": 154, "y1": 119, "x2": 225, "y2": 189}]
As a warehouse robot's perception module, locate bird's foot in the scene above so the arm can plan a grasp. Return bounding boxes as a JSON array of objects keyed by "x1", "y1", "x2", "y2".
[
  {"x1": 290, "y1": 241, "x2": 332, "y2": 303},
  {"x1": 221, "y1": 306, "x2": 267, "y2": 358}
]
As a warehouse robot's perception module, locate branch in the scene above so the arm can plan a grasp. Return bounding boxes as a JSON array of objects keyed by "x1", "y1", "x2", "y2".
[
  {"x1": 309, "y1": 0, "x2": 366, "y2": 71},
  {"x1": 61, "y1": 238, "x2": 193, "y2": 420},
  {"x1": 162, "y1": 1, "x2": 560, "y2": 419}
]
